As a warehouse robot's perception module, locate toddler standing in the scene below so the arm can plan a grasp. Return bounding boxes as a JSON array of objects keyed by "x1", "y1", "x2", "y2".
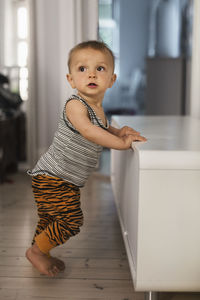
[{"x1": 26, "y1": 40, "x2": 146, "y2": 277}]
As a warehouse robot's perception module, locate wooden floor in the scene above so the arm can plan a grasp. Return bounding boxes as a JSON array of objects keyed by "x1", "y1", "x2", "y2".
[{"x1": 0, "y1": 169, "x2": 200, "y2": 300}]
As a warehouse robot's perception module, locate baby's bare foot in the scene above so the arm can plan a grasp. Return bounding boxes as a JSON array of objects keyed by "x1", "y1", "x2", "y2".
[{"x1": 26, "y1": 244, "x2": 60, "y2": 277}]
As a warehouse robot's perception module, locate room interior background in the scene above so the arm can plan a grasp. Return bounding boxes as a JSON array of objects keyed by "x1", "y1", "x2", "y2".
[{"x1": 0, "y1": 0, "x2": 199, "y2": 177}]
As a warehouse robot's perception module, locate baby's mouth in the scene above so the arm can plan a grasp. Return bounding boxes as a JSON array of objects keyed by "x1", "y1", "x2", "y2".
[{"x1": 88, "y1": 83, "x2": 97, "y2": 87}]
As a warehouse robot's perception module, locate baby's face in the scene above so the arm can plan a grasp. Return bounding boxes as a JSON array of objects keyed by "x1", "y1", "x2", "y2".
[{"x1": 67, "y1": 48, "x2": 116, "y2": 100}]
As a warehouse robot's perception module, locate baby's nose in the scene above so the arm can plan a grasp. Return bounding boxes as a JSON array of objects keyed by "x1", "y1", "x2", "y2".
[{"x1": 89, "y1": 71, "x2": 96, "y2": 78}]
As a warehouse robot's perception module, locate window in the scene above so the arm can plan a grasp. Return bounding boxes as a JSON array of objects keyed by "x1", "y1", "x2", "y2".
[
  {"x1": 3, "y1": 0, "x2": 28, "y2": 101},
  {"x1": 98, "y1": 0, "x2": 114, "y2": 49},
  {"x1": 15, "y1": 1, "x2": 28, "y2": 100},
  {"x1": 98, "y1": 0, "x2": 119, "y2": 74}
]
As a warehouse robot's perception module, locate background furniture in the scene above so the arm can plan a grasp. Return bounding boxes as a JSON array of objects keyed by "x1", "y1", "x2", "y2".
[
  {"x1": 111, "y1": 116, "x2": 200, "y2": 298},
  {"x1": 146, "y1": 57, "x2": 187, "y2": 115},
  {"x1": 0, "y1": 112, "x2": 26, "y2": 182}
]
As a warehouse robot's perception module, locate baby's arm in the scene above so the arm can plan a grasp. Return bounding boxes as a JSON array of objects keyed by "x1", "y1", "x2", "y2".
[{"x1": 66, "y1": 101, "x2": 146, "y2": 150}]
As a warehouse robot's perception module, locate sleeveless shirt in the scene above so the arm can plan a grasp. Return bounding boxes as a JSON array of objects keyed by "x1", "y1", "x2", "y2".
[{"x1": 28, "y1": 94, "x2": 109, "y2": 187}]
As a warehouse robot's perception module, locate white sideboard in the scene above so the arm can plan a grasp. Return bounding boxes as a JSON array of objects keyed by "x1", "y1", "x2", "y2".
[{"x1": 111, "y1": 116, "x2": 200, "y2": 292}]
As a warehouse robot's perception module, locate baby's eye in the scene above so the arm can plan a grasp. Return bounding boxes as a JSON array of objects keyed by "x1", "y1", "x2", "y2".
[
  {"x1": 79, "y1": 66, "x2": 86, "y2": 72},
  {"x1": 97, "y1": 66, "x2": 105, "y2": 72}
]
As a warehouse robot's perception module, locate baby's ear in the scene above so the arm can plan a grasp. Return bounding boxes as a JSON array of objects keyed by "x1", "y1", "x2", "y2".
[
  {"x1": 66, "y1": 74, "x2": 76, "y2": 89},
  {"x1": 109, "y1": 73, "x2": 117, "y2": 88}
]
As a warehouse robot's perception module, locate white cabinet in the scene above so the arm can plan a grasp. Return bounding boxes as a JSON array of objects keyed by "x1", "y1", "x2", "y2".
[{"x1": 111, "y1": 116, "x2": 200, "y2": 292}]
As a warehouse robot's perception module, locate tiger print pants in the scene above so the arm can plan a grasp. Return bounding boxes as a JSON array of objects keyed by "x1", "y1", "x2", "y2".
[{"x1": 31, "y1": 174, "x2": 83, "y2": 255}]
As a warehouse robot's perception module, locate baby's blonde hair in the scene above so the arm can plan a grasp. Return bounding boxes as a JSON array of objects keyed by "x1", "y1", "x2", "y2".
[{"x1": 68, "y1": 40, "x2": 115, "y2": 73}]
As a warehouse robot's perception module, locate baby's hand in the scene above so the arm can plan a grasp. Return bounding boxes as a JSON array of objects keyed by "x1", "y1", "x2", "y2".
[
  {"x1": 121, "y1": 134, "x2": 147, "y2": 149},
  {"x1": 118, "y1": 126, "x2": 140, "y2": 137}
]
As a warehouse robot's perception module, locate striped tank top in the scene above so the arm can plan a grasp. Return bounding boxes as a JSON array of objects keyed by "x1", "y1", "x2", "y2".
[{"x1": 28, "y1": 94, "x2": 109, "y2": 187}]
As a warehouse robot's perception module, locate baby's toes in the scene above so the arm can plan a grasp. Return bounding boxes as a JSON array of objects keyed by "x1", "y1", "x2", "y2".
[
  {"x1": 51, "y1": 257, "x2": 65, "y2": 271},
  {"x1": 49, "y1": 264, "x2": 60, "y2": 277}
]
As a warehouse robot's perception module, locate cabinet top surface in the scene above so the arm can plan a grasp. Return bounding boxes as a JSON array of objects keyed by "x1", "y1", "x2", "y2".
[{"x1": 111, "y1": 116, "x2": 200, "y2": 169}]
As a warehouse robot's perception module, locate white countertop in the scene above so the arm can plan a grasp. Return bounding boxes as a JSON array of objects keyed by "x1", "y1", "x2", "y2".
[{"x1": 112, "y1": 116, "x2": 200, "y2": 170}]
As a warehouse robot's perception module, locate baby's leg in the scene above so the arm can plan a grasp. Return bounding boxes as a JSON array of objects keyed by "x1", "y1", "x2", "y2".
[
  {"x1": 31, "y1": 187, "x2": 66, "y2": 271},
  {"x1": 30, "y1": 184, "x2": 83, "y2": 275},
  {"x1": 32, "y1": 212, "x2": 54, "y2": 245},
  {"x1": 27, "y1": 228, "x2": 66, "y2": 275},
  {"x1": 26, "y1": 243, "x2": 60, "y2": 277},
  {"x1": 28, "y1": 175, "x2": 82, "y2": 275}
]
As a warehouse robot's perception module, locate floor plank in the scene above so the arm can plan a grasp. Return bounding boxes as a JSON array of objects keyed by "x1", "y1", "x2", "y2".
[{"x1": 0, "y1": 278, "x2": 142, "y2": 299}]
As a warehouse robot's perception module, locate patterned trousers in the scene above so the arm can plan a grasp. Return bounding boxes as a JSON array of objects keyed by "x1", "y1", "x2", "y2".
[{"x1": 31, "y1": 174, "x2": 83, "y2": 254}]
